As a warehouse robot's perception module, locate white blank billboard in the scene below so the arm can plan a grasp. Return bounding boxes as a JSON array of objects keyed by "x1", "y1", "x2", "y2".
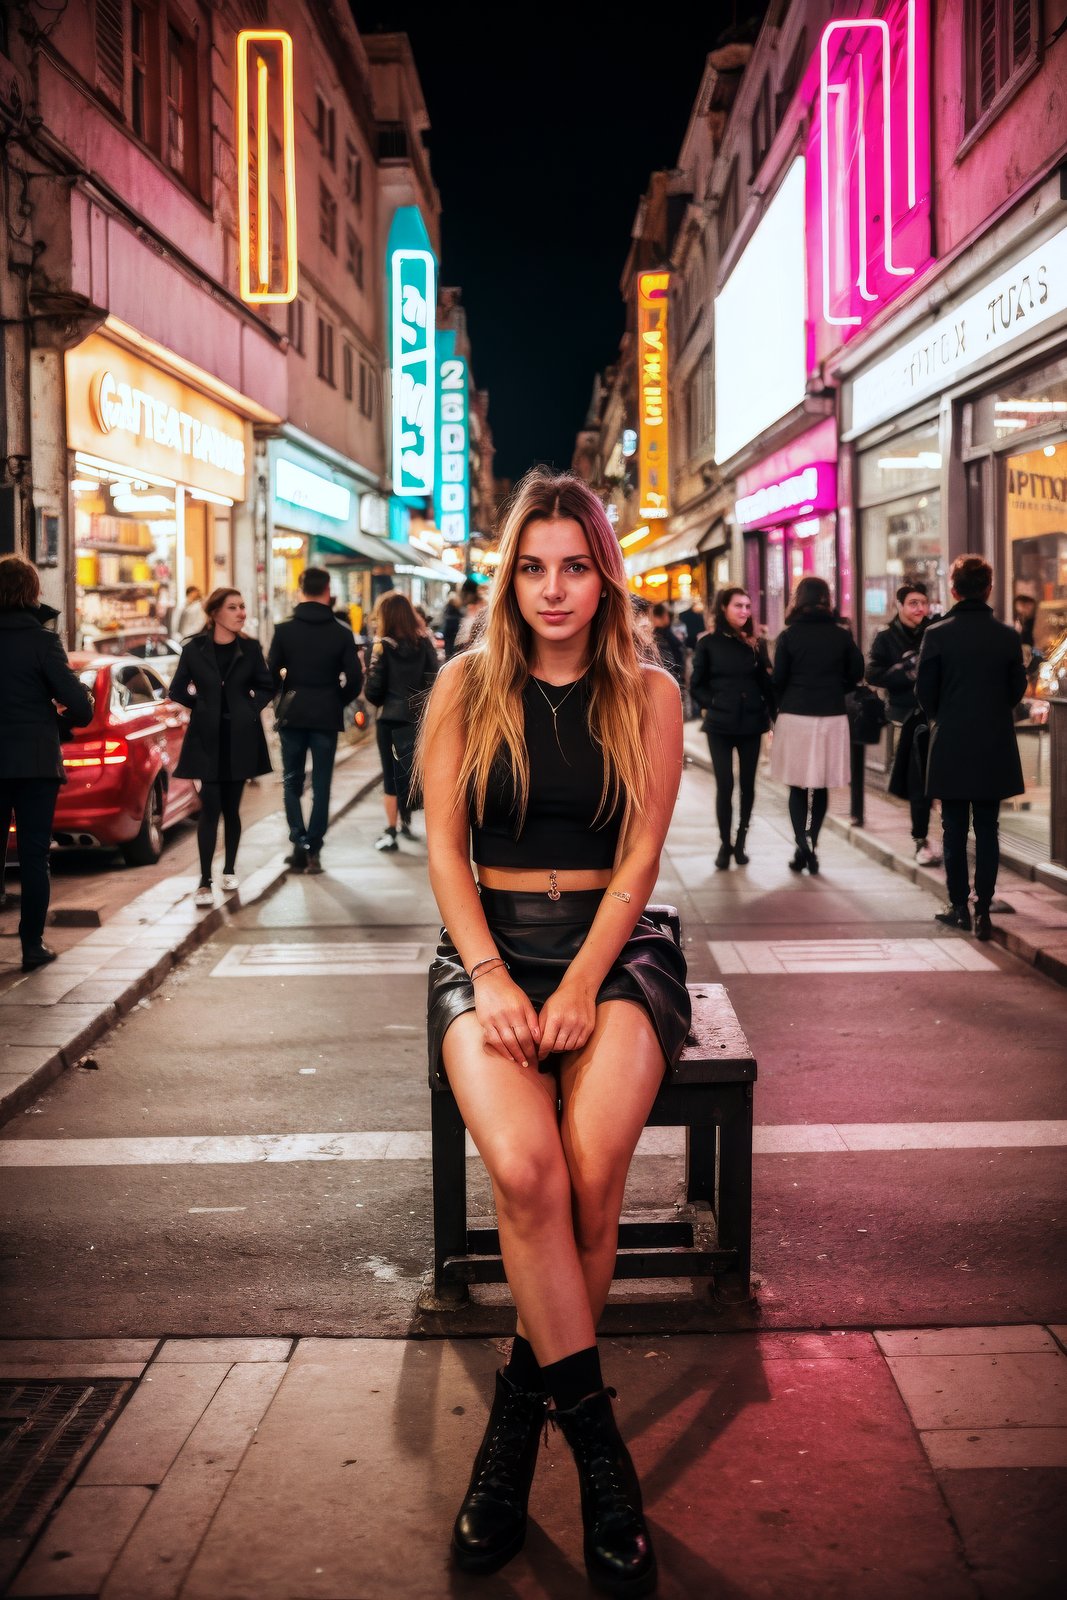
[{"x1": 714, "y1": 158, "x2": 807, "y2": 465}]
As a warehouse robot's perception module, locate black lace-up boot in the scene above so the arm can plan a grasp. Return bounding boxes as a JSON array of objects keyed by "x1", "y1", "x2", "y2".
[
  {"x1": 552, "y1": 1388, "x2": 657, "y2": 1597},
  {"x1": 452, "y1": 1369, "x2": 548, "y2": 1573}
]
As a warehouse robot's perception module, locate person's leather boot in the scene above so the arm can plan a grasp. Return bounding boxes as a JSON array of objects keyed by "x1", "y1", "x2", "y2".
[
  {"x1": 21, "y1": 943, "x2": 58, "y2": 972},
  {"x1": 714, "y1": 841, "x2": 732, "y2": 870},
  {"x1": 452, "y1": 1369, "x2": 548, "y2": 1574},
  {"x1": 934, "y1": 903, "x2": 972, "y2": 931},
  {"x1": 552, "y1": 1388, "x2": 657, "y2": 1597},
  {"x1": 733, "y1": 826, "x2": 749, "y2": 865},
  {"x1": 974, "y1": 905, "x2": 993, "y2": 941}
]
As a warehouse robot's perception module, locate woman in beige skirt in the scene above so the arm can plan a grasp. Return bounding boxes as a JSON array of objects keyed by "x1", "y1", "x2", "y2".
[{"x1": 770, "y1": 576, "x2": 864, "y2": 873}]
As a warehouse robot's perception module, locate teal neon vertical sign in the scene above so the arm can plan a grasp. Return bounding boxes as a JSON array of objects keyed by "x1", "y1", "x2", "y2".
[
  {"x1": 387, "y1": 207, "x2": 437, "y2": 499},
  {"x1": 435, "y1": 330, "x2": 469, "y2": 544}
]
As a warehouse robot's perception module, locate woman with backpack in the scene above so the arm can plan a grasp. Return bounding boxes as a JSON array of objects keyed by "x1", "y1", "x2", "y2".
[{"x1": 365, "y1": 590, "x2": 439, "y2": 852}]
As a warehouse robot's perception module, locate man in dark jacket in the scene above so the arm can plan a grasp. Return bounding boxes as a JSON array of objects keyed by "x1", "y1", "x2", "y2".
[
  {"x1": 867, "y1": 581, "x2": 940, "y2": 865},
  {"x1": 651, "y1": 603, "x2": 686, "y2": 684},
  {"x1": 916, "y1": 555, "x2": 1027, "y2": 941},
  {"x1": 267, "y1": 567, "x2": 364, "y2": 874},
  {"x1": 0, "y1": 557, "x2": 94, "y2": 968}
]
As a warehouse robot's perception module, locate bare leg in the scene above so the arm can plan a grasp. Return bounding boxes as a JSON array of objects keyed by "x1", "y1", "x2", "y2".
[
  {"x1": 383, "y1": 794, "x2": 399, "y2": 827},
  {"x1": 442, "y1": 1012, "x2": 596, "y2": 1364},
  {"x1": 559, "y1": 1000, "x2": 666, "y2": 1324}
]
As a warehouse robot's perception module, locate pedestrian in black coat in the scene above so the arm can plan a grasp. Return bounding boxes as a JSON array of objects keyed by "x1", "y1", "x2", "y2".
[
  {"x1": 169, "y1": 588, "x2": 274, "y2": 903},
  {"x1": 770, "y1": 576, "x2": 864, "y2": 873},
  {"x1": 689, "y1": 586, "x2": 775, "y2": 867},
  {"x1": 0, "y1": 557, "x2": 94, "y2": 968},
  {"x1": 867, "y1": 581, "x2": 941, "y2": 865},
  {"x1": 651, "y1": 603, "x2": 685, "y2": 685},
  {"x1": 916, "y1": 555, "x2": 1027, "y2": 940},
  {"x1": 268, "y1": 566, "x2": 364, "y2": 874},
  {"x1": 365, "y1": 590, "x2": 439, "y2": 851}
]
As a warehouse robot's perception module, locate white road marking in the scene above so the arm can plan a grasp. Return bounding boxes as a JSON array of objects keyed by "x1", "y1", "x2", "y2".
[
  {"x1": 210, "y1": 942, "x2": 428, "y2": 977},
  {"x1": 188, "y1": 1206, "x2": 247, "y2": 1213},
  {"x1": 2, "y1": 1122, "x2": 1065, "y2": 1167},
  {"x1": 709, "y1": 938, "x2": 998, "y2": 974}
]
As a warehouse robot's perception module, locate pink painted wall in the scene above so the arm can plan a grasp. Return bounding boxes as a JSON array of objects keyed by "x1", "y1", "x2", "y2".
[{"x1": 933, "y1": 1, "x2": 1067, "y2": 257}]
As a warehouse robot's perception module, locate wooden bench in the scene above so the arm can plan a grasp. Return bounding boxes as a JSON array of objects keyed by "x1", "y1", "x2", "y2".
[{"x1": 425, "y1": 905, "x2": 757, "y2": 1307}]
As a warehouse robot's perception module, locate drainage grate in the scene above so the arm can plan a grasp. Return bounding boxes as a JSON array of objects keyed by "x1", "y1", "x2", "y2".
[{"x1": 0, "y1": 1380, "x2": 130, "y2": 1539}]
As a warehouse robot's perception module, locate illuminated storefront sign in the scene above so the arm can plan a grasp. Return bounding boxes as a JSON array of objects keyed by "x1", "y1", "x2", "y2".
[
  {"x1": 275, "y1": 458, "x2": 350, "y2": 521},
  {"x1": 715, "y1": 160, "x2": 807, "y2": 464},
  {"x1": 808, "y1": 0, "x2": 931, "y2": 350},
  {"x1": 735, "y1": 462, "x2": 837, "y2": 529},
  {"x1": 236, "y1": 30, "x2": 297, "y2": 304},
  {"x1": 387, "y1": 207, "x2": 437, "y2": 499},
  {"x1": 637, "y1": 270, "x2": 670, "y2": 518},
  {"x1": 852, "y1": 221, "x2": 1067, "y2": 433},
  {"x1": 65, "y1": 334, "x2": 248, "y2": 500},
  {"x1": 435, "y1": 331, "x2": 469, "y2": 544}
]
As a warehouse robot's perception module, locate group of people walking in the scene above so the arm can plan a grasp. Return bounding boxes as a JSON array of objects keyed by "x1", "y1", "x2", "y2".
[{"x1": 686, "y1": 555, "x2": 1027, "y2": 939}]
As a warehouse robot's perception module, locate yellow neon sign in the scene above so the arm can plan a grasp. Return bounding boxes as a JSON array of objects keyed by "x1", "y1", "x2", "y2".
[
  {"x1": 236, "y1": 30, "x2": 297, "y2": 304},
  {"x1": 637, "y1": 271, "x2": 670, "y2": 519}
]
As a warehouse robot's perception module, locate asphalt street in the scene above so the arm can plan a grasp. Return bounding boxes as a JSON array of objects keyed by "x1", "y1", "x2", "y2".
[{"x1": 2, "y1": 757, "x2": 1066, "y2": 1340}]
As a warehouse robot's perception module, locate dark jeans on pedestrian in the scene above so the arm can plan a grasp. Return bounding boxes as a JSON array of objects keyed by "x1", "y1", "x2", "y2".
[
  {"x1": 941, "y1": 798, "x2": 1001, "y2": 909},
  {"x1": 280, "y1": 727, "x2": 337, "y2": 854},
  {"x1": 376, "y1": 719, "x2": 416, "y2": 816},
  {"x1": 0, "y1": 777, "x2": 61, "y2": 951},
  {"x1": 707, "y1": 733, "x2": 762, "y2": 844},
  {"x1": 910, "y1": 793, "x2": 933, "y2": 842}
]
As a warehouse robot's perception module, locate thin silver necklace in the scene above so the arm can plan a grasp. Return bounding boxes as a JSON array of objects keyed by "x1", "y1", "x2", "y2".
[{"x1": 529, "y1": 673, "x2": 583, "y2": 755}]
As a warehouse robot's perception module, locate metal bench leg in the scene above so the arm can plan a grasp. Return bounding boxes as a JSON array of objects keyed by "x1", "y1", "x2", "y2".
[
  {"x1": 685, "y1": 1123, "x2": 717, "y2": 1207},
  {"x1": 431, "y1": 1091, "x2": 469, "y2": 1304},
  {"x1": 715, "y1": 1087, "x2": 753, "y2": 1295}
]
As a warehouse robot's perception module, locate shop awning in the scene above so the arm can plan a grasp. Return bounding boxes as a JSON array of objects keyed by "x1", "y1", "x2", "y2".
[
  {"x1": 624, "y1": 529, "x2": 699, "y2": 578},
  {"x1": 387, "y1": 539, "x2": 463, "y2": 585},
  {"x1": 314, "y1": 528, "x2": 400, "y2": 564}
]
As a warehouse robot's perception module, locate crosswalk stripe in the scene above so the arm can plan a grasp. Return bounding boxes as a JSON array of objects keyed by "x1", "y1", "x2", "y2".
[
  {"x1": 2, "y1": 1121, "x2": 1065, "y2": 1166},
  {"x1": 709, "y1": 938, "x2": 998, "y2": 974}
]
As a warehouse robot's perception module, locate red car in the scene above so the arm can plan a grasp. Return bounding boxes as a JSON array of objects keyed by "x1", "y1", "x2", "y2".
[{"x1": 50, "y1": 653, "x2": 201, "y2": 864}]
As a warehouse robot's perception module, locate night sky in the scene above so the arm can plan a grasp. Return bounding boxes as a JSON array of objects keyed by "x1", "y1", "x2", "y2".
[{"x1": 353, "y1": 3, "x2": 767, "y2": 484}]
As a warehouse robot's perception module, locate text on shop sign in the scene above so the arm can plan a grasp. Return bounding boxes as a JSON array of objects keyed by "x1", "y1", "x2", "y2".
[
  {"x1": 391, "y1": 247, "x2": 436, "y2": 498},
  {"x1": 91, "y1": 370, "x2": 246, "y2": 482},
  {"x1": 852, "y1": 222, "x2": 1067, "y2": 434},
  {"x1": 434, "y1": 342, "x2": 469, "y2": 544},
  {"x1": 735, "y1": 462, "x2": 836, "y2": 529}
]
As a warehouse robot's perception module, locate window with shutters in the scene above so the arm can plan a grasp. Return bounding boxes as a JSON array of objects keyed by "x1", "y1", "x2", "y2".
[
  {"x1": 130, "y1": 2, "x2": 156, "y2": 143},
  {"x1": 315, "y1": 92, "x2": 336, "y2": 165},
  {"x1": 95, "y1": 0, "x2": 125, "y2": 105},
  {"x1": 358, "y1": 360, "x2": 375, "y2": 420},
  {"x1": 343, "y1": 343, "x2": 354, "y2": 402},
  {"x1": 718, "y1": 159, "x2": 739, "y2": 259},
  {"x1": 165, "y1": 21, "x2": 199, "y2": 191},
  {"x1": 287, "y1": 296, "x2": 306, "y2": 356},
  {"x1": 963, "y1": 0, "x2": 1039, "y2": 139},
  {"x1": 319, "y1": 181, "x2": 337, "y2": 254},
  {"x1": 749, "y1": 78, "x2": 773, "y2": 176},
  {"x1": 317, "y1": 315, "x2": 336, "y2": 386}
]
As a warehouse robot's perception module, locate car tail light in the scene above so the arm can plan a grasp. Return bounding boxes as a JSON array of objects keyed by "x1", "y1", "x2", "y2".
[{"x1": 64, "y1": 737, "x2": 129, "y2": 768}]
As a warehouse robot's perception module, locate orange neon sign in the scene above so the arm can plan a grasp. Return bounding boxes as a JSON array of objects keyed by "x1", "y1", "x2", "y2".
[
  {"x1": 637, "y1": 271, "x2": 670, "y2": 519},
  {"x1": 236, "y1": 30, "x2": 297, "y2": 304}
]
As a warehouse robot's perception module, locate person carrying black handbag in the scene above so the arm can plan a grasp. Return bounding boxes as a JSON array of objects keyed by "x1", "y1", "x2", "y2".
[
  {"x1": 365, "y1": 590, "x2": 439, "y2": 852},
  {"x1": 867, "y1": 581, "x2": 940, "y2": 866}
]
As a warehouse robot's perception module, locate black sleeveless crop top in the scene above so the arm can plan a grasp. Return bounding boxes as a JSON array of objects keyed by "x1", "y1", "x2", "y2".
[{"x1": 470, "y1": 673, "x2": 625, "y2": 869}]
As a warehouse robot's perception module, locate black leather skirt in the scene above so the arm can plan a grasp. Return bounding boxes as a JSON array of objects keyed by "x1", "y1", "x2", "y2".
[{"x1": 426, "y1": 887, "x2": 691, "y2": 1087}]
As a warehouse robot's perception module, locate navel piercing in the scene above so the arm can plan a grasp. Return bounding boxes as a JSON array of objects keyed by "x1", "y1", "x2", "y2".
[
  {"x1": 548, "y1": 868, "x2": 561, "y2": 901},
  {"x1": 609, "y1": 889, "x2": 631, "y2": 903}
]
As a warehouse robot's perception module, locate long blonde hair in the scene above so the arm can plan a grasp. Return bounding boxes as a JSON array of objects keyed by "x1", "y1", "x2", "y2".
[{"x1": 423, "y1": 466, "x2": 653, "y2": 832}]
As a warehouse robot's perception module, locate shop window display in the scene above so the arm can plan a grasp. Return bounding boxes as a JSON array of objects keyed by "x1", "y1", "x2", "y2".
[
  {"x1": 858, "y1": 418, "x2": 945, "y2": 647},
  {"x1": 72, "y1": 457, "x2": 177, "y2": 647}
]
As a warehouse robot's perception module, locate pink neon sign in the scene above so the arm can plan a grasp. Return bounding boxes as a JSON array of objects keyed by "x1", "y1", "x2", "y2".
[{"x1": 806, "y1": 0, "x2": 932, "y2": 364}]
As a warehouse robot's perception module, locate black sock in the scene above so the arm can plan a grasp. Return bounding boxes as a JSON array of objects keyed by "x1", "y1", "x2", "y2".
[
  {"x1": 504, "y1": 1333, "x2": 544, "y2": 1392},
  {"x1": 541, "y1": 1346, "x2": 603, "y2": 1411}
]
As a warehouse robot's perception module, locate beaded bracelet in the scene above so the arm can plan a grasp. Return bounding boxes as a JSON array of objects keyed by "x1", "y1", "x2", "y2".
[{"x1": 470, "y1": 955, "x2": 508, "y2": 981}]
